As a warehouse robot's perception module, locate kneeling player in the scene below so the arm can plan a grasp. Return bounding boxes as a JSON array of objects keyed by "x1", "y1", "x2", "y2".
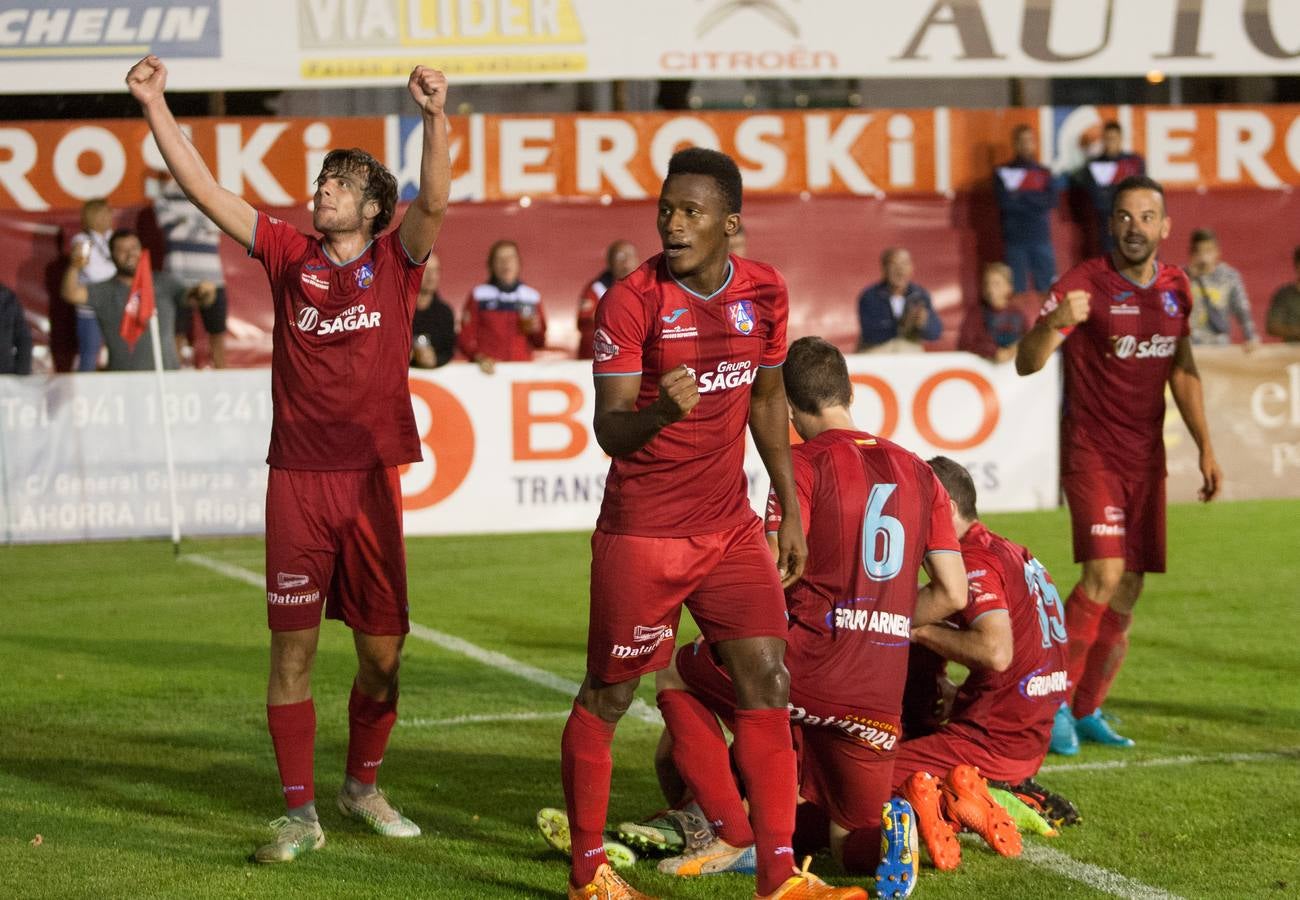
[
  {"x1": 654, "y1": 337, "x2": 967, "y2": 898},
  {"x1": 892, "y1": 457, "x2": 1076, "y2": 871}
]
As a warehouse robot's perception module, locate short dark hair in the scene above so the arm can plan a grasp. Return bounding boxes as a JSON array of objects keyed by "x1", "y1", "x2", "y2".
[
  {"x1": 1190, "y1": 228, "x2": 1217, "y2": 248},
  {"x1": 666, "y1": 147, "x2": 742, "y2": 214},
  {"x1": 928, "y1": 456, "x2": 978, "y2": 521},
  {"x1": 1112, "y1": 174, "x2": 1166, "y2": 213},
  {"x1": 1102, "y1": 120, "x2": 1123, "y2": 133},
  {"x1": 108, "y1": 228, "x2": 138, "y2": 253},
  {"x1": 784, "y1": 336, "x2": 852, "y2": 414},
  {"x1": 316, "y1": 148, "x2": 399, "y2": 236}
]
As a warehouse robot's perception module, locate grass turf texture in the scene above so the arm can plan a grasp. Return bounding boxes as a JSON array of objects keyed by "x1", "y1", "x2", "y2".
[{"x1": 2, "y1": 499, "x2": 1298, "y2": 899}]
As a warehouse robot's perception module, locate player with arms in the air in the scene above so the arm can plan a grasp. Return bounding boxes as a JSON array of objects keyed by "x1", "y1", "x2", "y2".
[
  {"x1": 127, "y1": 54, "x2": 450, "y2": 861},
  {"x1": 1016, "y1": 174, "x2": 1221, "y2": 752},
  {"x1": 651, "y1": 336, "x2": 966, "y2": 899},
  {"x1": 551, "y1": 148, "x2": 850, "y2": 900},
  {"x1": 893, "y1": 457, "x2": 1074, "y2": 872}
]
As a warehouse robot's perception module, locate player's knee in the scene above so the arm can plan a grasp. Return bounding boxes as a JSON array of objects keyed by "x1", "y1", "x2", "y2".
[
  {"x1": 735, "y1": 658, "x2": 789, "y2": 709},
  {"x1": 654, "y1": 660, "x2": 687, "y2": 693},
  {"x1": 577, "y1": 675, "x2": 639, "y2": 723}
]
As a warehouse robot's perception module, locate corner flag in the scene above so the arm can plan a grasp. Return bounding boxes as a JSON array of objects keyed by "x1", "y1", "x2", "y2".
[{"x1": 120, "y1": 248, "x2": 155, "y2": 351}]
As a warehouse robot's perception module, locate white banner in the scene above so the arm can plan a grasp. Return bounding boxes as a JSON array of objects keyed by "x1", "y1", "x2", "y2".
[
  {"x1": 1, "y1": 1, "x2": 1298, "y2": 93},
  {"x1": 0, "y1": 353, "x2": 1059, "y2": 544}
]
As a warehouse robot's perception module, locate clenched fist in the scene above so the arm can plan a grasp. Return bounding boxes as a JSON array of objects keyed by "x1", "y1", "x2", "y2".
[
  {"x1": 408, "y1": 66, "x2": 448, "y2": 117},
  {"x1": 654, "y1": 364, "x2": 700, "y2": 423},
  {"x1": 1048, "y1": 289, "x2": 1091, "y2": 329},
  {"x1": 126, "y1": 54, "x2": 167, "y2": 105}
]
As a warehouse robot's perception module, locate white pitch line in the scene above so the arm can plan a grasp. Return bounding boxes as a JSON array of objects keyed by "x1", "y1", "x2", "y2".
[
  {"x1": 400, "y1": 711, "x2": 572, "y2": 728},
  {"x1": 1041, "y1": 748, "x2": 1300, "y2": 774},
  {"x1": 179, "y1": 553, "x2": 662, "y2": 725},
  {"x1": 958, "y1": 835, "x2": 1184, "y2": 900}
]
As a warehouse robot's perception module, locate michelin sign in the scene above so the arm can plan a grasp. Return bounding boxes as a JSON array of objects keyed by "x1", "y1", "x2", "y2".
[{"x1": 0, "y1": 1, "x2": 221, "y2": 60}]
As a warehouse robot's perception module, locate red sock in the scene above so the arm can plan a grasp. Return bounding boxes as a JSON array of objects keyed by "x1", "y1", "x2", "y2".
[
  {"x1": 1072, "y1": 608, "x2": 1132, "y2": 718},
  {"x1": 841, "y1": 824, "x2": 882, "y2": 875},
  {"x1": 733, "y1": 707, "x2": 797, "y2": 896},
  {"x1": 267, "y1": 699, "x2": 315, "y2": 809},
  {"x1": 346, "y1": 684, "x2": 397, "y2": 785},
  {"x1": 561, "y1": 702, "x2": 616, "y2": 887},
  {"x1": 657, "y1": 690, "x2": 754, "y2": 847},
  {"x1": 1064, "y1": 586, "x2": 1106, "y2": 695}
]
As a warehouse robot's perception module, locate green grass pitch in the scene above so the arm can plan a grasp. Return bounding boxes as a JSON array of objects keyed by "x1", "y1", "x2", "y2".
[{"x1": 2, "y1": 499, "x2": 1298, "y2": 898}]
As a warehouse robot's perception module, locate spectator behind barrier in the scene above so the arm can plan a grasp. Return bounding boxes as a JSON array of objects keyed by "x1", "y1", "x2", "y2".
[
  {"x1": 1186, "y1": 228, "x2": 1258, "y2": 352},
  {"x1": 1266, "y1": 245, "x2": 1300, "y2": 343},
  {"x1": 411, "y1": 251, "x2": 455, "y2": 368},
  {"x1": 576, "y1": 239, "x2": 638, "y2": 360},
  {"x1": 0, "y1": 283, "x2": 33, "y2": 375},
  {"x1": 457, "y1": 239, "x2": 546, "y2": 374},
  {"x1": 958, "y1": 262, "x2": 1028, "y2": 364},
  {"x1": 150, "y1": 170, "x2": 229, "y2": 368},
  {"x1": 994, "y1": 125, "x2": 1062, "y2": 293},
  {"x1": 856, "y1": 246, "x2": 941, "y2": 354},
  {"x1": 60, "y1": 229, "x2": 194, "y2": 372},
  {"x1": 69, "y1": 198, "x2": 116, "y2": 371},
  {"x1": 1076, "y1": 121, "x2": 1145, "y2": 254}
]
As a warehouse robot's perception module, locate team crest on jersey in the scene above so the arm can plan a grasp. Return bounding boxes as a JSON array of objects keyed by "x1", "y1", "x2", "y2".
[
  {"x1": 355, "y1": 263, "x2": 375, "y2": 290},
  {"x1": 726, "y1": 299, "x2": 756, "y2": 335},
  {"x1": 296, "y1": 306, "x2": 320, "y2": 332},
  {"x1": 1161, "y1": 290, "x2": 1180, "y2": 317}
]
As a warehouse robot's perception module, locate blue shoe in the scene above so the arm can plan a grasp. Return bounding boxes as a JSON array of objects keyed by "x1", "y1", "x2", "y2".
[
  {"x1": 875, "y1": 798, "x2": 918, "y2": 899},
  {"x1": 1050, "y1": 702, "x2": 1080, "y2": 756},
  {"x1": 1074, "y1": 709, "x2": 1135, "y2": 747}
]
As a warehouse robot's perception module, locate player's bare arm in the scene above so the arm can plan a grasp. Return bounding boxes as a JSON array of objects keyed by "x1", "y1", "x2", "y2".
[
  {"x1": 1015, "y1": 289, "x2": 1090, "y2": 375},
  {"x1": 60, "y1": 254, "x2": 89, "y2": 305},
  {"x1": 397, "y1": 66, "x2": 451, "y2": 262},
  {"x1": 913, "y1": 551, "x2": 967, "y2": 626},
  {"x1": 593, "y1": 364, "x2": 698, "y2": 458},
  {"x1": 1167, "y1": 337, "x2": 1222, "y2": 502},
  {"x1": 126, "y1": 55, "x2": 255, "y2": 249},
  {"x1": 912, "y1": 609, "x2": 1013, "y2": 673},
  {"x1": 749, "y1": 365, "x2": 807, "y2": 587}
]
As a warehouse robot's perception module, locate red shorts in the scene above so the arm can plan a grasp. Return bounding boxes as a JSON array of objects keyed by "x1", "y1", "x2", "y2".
[
  {"x1": 891, "y1": 723, "x2": 1043, "y2": 789},
  {"x1": 264, "y1": 466, "x2": 409, "y2": 635},
  {"x1": 1062, "y1": 469, "x2": 1166, "y2": 573},
  {"x1": 677, "y1": 639, "x2": 897, "y2": 832},
  {"x1": 587, "y1": 518, "x2": 786, "y2": 682}
]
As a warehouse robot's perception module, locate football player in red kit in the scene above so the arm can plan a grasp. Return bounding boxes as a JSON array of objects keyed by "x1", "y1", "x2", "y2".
[
  {"x1": 1017, "y1": 175, "x2": 1221, "y2": 752},
  {"x1": 554, "y1": 148, "x2": 873, "y2": 900},
  {"x1": 128, "y1": 54, "x2": 450, "y2": 861},
  {"x1": 892, "y1": 457, "x2": 1072, "y2": 870}
]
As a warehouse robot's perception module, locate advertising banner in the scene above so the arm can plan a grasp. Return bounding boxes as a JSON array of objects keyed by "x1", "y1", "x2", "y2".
[
  {"x1": 1, "y1": 2, "x2": 1298, "y2": 91},
  {"x1": 0, "y1": 353, "x2": 1060, "y2": 543},
  {"x1": 5, "y1": 103, "x2": 1300, "y2": 213},
  {"x1": 1165, "y1": 345, "x2": 1300, "y2": 504}
]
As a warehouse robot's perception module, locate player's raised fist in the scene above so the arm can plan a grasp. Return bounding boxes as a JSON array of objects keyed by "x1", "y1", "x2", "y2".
[
  {"x1": 1050, "y1": 289, "x2": 1091, "y2": 329},
  {"x1": 408, "y1": 66, "x2": 448, "y2": 117},
  {"x1": 656, "y1": 364, "x2": 700, "y2": 422},
  {"x1": 126, "y1": 55, "x2": 167, "y2": 104}
]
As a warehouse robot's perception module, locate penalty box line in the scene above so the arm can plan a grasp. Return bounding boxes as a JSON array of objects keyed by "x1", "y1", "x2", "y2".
[
  {"x1": 1040, "y1": 748, "x2": 1300, "y2": 774},
  {"x1": 179, "y1": 553, "x2": 663, "y2": 726}
]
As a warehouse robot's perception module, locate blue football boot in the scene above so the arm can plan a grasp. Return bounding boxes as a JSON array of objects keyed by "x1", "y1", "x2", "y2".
[
  {"x1": 1074, "y1": 709, "x2": 1136, "y2": 747},
  {"x1": 1049, "y1": 702, "x2": 1080, "y2": 756},
  {"x1": 875, "y1": 798, "x2": 918, "y2": 899}
]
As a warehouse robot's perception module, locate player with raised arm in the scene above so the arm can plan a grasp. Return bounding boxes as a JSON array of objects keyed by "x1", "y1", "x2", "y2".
[
  {"x1": 649, "y1": 337, "x2": 966, "y2": 899},
  {"x1": 1016, "y1": 175, "x2": 1221, "y2": 753},
  {"x1": 550, "y1": 147, "x2": 846, "y2": 900},
  {"x1": 126, "y1": 54, "x2": 450, "y2": 862},
  {"x1": 891, "y1": 457, "x2": 1074, "y2": 872}
]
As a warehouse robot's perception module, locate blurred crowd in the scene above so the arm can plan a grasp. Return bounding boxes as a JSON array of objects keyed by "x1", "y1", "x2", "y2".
[{"x1": 4, "y1": 122, "x2": 1300, "y2": 377}]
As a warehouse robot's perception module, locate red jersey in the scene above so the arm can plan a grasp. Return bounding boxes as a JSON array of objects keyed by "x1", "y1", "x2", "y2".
[
  {"x1": 1043, "y1": 256, "x2": 1191, "y2": 475},
  {"x1": 594, "y1": 254, "x2": 788, "y2": 536},
  {"x1": 457, "y1": 281, "x2": 546, "y2": 362},
  {"x1": 946, "y1": 522, "x2": 1070, "y2": 762},
  {"x1": 250, "y1": 212, "x2": 423, "y2": 470},
  {"x1": 576, "y1": 271, "x2": 612, "y2": 360},
  {"x1": 765, "y1": 430, "x2": 961, "y2": 716}
]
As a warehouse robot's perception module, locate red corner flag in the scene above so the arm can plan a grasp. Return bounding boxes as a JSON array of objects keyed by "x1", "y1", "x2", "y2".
[{"x1": 119, "y1": 248, "x2": 156, "y2": 351}]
